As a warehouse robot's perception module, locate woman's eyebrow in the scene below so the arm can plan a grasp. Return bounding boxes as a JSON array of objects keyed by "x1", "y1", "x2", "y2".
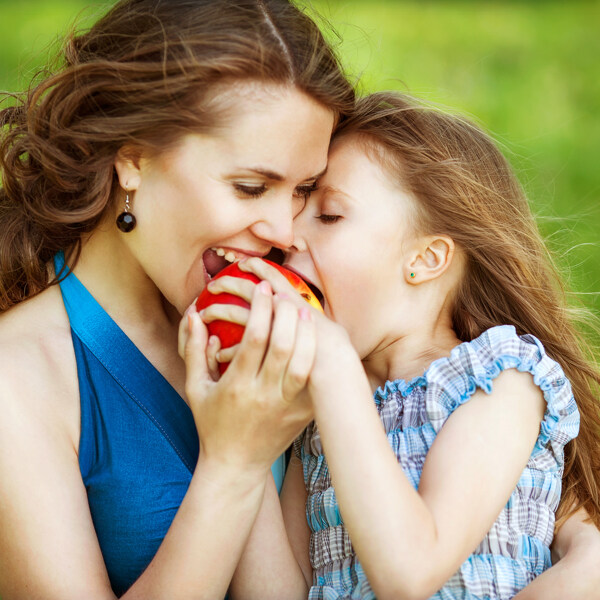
[
  {"x1": 245, "y1": 167, "x2": 284, "y2": 181},
  {"x1": 242, "y1": 165, "x2": 328, "y2": 182}
]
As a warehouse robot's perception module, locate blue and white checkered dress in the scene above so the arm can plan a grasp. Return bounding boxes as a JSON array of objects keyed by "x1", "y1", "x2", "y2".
[{"x1": 295, "y1": 325, "x2": 580, "y2": 600}]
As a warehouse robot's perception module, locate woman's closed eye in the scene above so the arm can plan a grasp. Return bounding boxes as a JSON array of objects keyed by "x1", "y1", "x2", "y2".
[
  {"x1": 233, "y1": 181, "x2": 317, "y2": 201},
  {"x1": 233, "y1": 183, "x2": 268, "y2": 198},
  {"x1": 294, "y1": 181, "x2": 318, "y2": 201}
]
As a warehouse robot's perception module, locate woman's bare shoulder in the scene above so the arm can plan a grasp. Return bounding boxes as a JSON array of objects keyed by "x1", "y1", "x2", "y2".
[{"x1": 0, "y1": 285, "x2": 80, "y2": 442}]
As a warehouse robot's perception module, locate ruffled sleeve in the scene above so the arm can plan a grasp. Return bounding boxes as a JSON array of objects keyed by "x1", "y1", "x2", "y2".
[{"x1": 424, "y1": 325, "x2": 579, "y2": 464}]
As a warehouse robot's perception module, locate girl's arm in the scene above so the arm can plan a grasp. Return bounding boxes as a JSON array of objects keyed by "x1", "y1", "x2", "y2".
[
  {"x1": 229, "y1": 458, "x2": 311, "y2": 600},
  {"x1": 234, "y1": 258, "x2": 547, "y2": 599},
  {"x1": 513, "y1": 508, "x2": 600, "y2": 599},
  {"x1": 311, "y1": 364, "x2": 545, "y2": 600}
]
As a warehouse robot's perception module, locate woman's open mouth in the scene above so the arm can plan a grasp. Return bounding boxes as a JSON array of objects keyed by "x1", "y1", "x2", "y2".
[
  {"x1": 202, "y1": 248, "x2": 237, "y2": 280},
  {"x1": 202, "y1": 246, "x2": 268, "y2": 280}
]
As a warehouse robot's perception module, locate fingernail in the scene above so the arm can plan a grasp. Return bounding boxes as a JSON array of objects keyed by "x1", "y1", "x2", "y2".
[
  {"x1": 277, "y1": 293, "x2": 290, "y2": 300},
  {"x1": 299, "y1": 307, "x2": 311, "y2": 321},
  {"x1": 259, "y1": 280, "x2": 271, "y2": 295}
]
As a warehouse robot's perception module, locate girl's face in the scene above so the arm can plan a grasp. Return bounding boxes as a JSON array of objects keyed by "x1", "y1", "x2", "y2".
[
  {"x1": 286, "y1": 135, "x2": 421, "y2": 359},
  {"x1": 116, "y1": 83, "x2": 334, "y2": 313}
]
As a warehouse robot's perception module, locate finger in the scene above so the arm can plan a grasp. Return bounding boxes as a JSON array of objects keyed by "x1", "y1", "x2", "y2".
[
  {"x1": 216, "y1": 343, "x2": 239, "y2": 364},
  {"x1": 207, "y1": 276, "x2": 256, "y2": 304},
  {"x1": 206, "y1": 335, "x2": 222, "y2": 381},
  {"x1": 200, "y1": 303, "x2": 250, "y2": 326},
  {"x1": 238, "y1": 257, "x2": 299, "y2": 299},
  {"x1": 259, "y1": 295, "x2": 300, "y2": 390},
  {"x1": 178, "y1": 302, "x2": 199, "y2": 359},
  {"x1": 227, "y1": 280, "x2": 274, "y2": 377},
  {"x1": 282, "y1": 307, "x2": 317, "y2": 399},
  {"x1": 183, "y1": 311, "x2": 211, "y2": 389}
]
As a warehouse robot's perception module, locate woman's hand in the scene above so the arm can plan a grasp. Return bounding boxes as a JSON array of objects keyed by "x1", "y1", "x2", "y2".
[{"x1": 178, "y1": 276, "x2": 316, "y2": 473}]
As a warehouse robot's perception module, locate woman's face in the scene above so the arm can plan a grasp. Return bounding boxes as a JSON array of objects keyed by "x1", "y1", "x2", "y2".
[
  {"x1": 286, "y1": 135, "x2": 420, "y2": 359},
  {"x1": 117, "y1": 83, "x2": 334, "y2": 313}
]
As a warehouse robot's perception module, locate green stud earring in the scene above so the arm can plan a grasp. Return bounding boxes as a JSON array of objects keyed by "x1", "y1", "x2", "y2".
[{"x1": 410, "y1": 272, "x2": 415, "y2": 278}]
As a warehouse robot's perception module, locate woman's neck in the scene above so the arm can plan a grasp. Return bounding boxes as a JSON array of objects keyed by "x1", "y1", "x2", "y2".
[{"x1": 72, "y1": 223, "x2": 180, "y2": 331}]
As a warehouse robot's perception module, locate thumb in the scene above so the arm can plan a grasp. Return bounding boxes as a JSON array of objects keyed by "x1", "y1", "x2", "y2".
[{"x1": 183, "y1": 311, "x2": 211, "y2": 386}]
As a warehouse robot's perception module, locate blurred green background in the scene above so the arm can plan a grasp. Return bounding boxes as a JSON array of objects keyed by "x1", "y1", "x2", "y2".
[{"x1": 1, "y1": 0, "x2": 599, "y2": 323}]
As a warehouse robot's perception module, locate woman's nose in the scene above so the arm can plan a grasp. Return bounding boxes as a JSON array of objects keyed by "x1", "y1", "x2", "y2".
[
  {"x1": 289, "y1": 204, "x2": 309, "y2": 253},
  {"x1": 288, "y1": 230, "x2": 307, "y2": 253},
  {"x1": 250, "y1": 198, "x2": 295, "y2": 249}
]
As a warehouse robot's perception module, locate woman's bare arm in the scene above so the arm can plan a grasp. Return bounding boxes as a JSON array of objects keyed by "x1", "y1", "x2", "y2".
[
  {"x1": 513, "y1": 508, "x2": 600, "y2": 600},
  {"x1": 228, "y1": 465, "x2": 309, "y2": 600}
]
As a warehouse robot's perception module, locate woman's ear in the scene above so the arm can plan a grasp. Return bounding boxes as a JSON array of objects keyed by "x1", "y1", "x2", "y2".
[
  {"x1": 114, "y1": 147, "x2": 142, "y2": 191},
  {"x1": 405, "y1": 235, "x2": 455, "y2": 284}
]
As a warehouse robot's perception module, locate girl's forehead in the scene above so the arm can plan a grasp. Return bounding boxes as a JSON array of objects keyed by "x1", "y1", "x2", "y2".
[{"x1": 325, "y1": 136, "x2": 397, "y2": 191}]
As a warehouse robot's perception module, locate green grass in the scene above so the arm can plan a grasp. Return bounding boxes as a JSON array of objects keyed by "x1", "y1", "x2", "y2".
[
  {"x1": 309, "y1": 0, "x2": 600, "y2": 319},
  {"x1": 1, "y1": 0, "x2": 599, "y2": 323}
]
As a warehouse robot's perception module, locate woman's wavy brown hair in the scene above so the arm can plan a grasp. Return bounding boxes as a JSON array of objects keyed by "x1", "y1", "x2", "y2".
[
  {"x1": 0, "y1": 0, "x2": 354, "y2": 310},
  {"x1": 335, "y1": 91, "x2": 600, "y2": 530}
]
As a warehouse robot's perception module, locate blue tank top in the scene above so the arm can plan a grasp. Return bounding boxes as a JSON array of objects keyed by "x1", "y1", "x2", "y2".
[{"x1": 54, "y1": 252, "x2": 285, "y2": 596}]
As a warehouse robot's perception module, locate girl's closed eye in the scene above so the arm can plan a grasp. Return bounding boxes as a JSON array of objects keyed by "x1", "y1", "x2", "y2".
[{"x1": 316, "y1": 213, "x2": 341, "y2": 224}]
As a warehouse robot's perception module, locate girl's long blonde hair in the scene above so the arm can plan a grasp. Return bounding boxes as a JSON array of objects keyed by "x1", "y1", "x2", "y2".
[{"x1": 336, "y1": 91, "x2": 600, "y2": 530}]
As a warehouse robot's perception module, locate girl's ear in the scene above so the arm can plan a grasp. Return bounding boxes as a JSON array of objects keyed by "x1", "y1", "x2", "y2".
[
  {"x1": 114, "y1": 147, "x2": 143, "y2": 191},
  {"x1": 405, "y1": 235, "x2": 455, "y2": 284}
]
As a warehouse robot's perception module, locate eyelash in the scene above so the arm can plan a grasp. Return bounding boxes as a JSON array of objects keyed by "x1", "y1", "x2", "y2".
[
  {"x1": 294, "y1": 182, "x2": 318, "y2": 200},
  {"x1": 316, "y1": 214, "x2": 341, "y2": 224},
  {"x1": 233, "y1": 181, "x2": 318, "y2": 200},
  {"x1": 234, "y1": 183, "x2": 267, "y2": 197}
]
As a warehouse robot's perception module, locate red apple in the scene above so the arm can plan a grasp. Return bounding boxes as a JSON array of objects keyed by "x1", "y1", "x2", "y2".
[{"x1": 195, "y1": 259, "x2": 323, "y2": 373}]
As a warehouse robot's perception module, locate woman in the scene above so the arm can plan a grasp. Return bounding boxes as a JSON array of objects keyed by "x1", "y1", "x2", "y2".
[
  {"x1": 0, "y1": 1, "x2": 352, "y2": 598},
  {"x1": 0, "y1": 1, "x2": 597, "y2": 599}
]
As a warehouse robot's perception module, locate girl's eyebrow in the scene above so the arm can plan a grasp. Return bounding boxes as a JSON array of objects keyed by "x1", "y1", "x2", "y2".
[{"x1": 320, "y1": 184, "x2": 353, "y2": 201}]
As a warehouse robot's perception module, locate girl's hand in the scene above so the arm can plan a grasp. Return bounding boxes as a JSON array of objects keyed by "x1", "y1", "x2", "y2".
[
  {"x1": 236, "y1": 258, "x2": 363, "y2": 389},
  {"x1": 178, "y1": 279, "x2": 316, "y2": 473}
]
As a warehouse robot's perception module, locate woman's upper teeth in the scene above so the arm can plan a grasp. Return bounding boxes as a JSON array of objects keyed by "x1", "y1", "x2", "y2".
[{"x1": 211, "y1": 248, "x2": 240, "y2": 263}]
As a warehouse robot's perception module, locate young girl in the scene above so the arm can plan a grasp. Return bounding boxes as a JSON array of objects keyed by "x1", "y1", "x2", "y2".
[{"x1": 200, "y1": 91, "x2": 600, "y2": 599}]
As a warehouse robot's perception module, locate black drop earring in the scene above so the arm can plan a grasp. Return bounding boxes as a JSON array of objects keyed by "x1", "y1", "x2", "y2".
[{"x1": 116, "y1": 188, "x2": 137, "y2": 232}]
